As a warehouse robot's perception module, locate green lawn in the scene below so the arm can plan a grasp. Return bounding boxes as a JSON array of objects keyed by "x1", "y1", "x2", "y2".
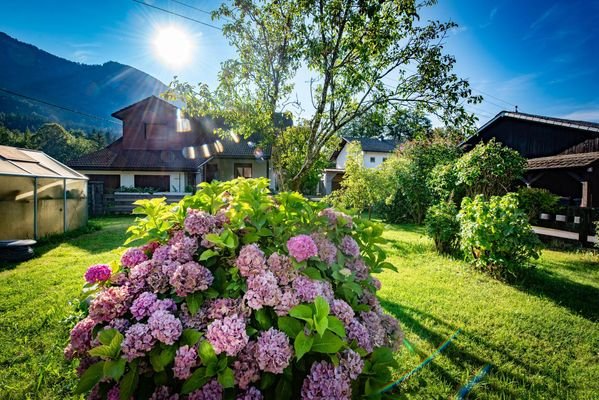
[{"x1": 0, "y1": 218, "x2": 597, "y2": 399}]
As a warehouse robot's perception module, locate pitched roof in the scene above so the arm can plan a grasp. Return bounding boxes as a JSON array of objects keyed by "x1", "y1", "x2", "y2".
[
  {"x1": 479, "y1": 111, "x2": 599, "y2": 134},
  {"x1": 342, "y1": 137, "x2": 398, "y2": 152},
  {"x1": 527, "y1": 152, "x2": 599, "y2": 170},
  {"x1": 0, "y1": 145, "x2": 87, "y2": 179},
  {"x1": 111, "y1": 95, "x2": 179, "y2": 120}
]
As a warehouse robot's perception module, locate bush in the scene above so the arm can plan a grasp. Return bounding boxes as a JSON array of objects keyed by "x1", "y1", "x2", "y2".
[
  {"x1": 65, "y1": 178, "x2": 402, "y2": 399},
  {"x1": 424, "y1": 201, "x2": 460, "y2": 255},
  {"x1": 455, "y1": 139, "x2": 527, "y2": 197},
  {"x1": 516, "y1": 187, "x2": 560, "y2": 222},
  {"x1": 458, "y1": 193, "x2": 541, "y2": 276}
]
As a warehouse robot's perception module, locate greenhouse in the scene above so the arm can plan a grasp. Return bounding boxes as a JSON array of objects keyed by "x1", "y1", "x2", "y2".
[{"x1": 0, "y1": 145, "x2": 88, "y2": 240}]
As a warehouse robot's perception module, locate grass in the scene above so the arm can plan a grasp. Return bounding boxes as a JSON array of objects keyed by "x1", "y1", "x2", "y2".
[
  {"x1": 377, "y1": 224, "x2": 599, "y2": 399},
  {"x1": 0, "y1": 218, "x2": 597, "y2": 399}
]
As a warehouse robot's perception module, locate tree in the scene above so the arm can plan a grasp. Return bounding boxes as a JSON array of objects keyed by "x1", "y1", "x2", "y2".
[
  {"x1": 33, "y1": 123, "x2": 102, "y2": 162},
  {"x1": 342, "y1": 107, "x2": 432, "y2": 141},
  {"x1": 329, "y1": 141, "x2": 397, "y2": 218},
  {"x1": 167, "y1": 0, "x2": 481, "y2": 191}
]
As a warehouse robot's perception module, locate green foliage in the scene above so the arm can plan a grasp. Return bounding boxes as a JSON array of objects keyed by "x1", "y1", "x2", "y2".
[
  {"x1": 167, "y1": 0, "x2": 481, "y2": 191},
  {"x1": 385, "y1": 136, "x2": 462, "y2": 223},
  {"x1": 328, "y1": 141, "x2": 398, "y2": 218},
  {"x1": 516, "y1": 186, "x2": 560, "y2": 222},
  {"x1": 125, "y1": 198, "x2": 178, "y2": 244},
  {"x1": 455, "y1": 139, "x2": 527, "y2": 197},
  {"x1": 424, "y1": 201, "x2": 460, "y2": 255},
  {"x1": 458, "y1": 193, "x2": 541, "y2": 275},
  {"x1": 341, "y1": 108, "x2": 433, "y2": 141}
]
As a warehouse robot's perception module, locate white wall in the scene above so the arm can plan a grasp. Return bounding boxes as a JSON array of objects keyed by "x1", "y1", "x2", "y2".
[{"x1": 335, "y1": 144, "x2": 391, "y2": 169}]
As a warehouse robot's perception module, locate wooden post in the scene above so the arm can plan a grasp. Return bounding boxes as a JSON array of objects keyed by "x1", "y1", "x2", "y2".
[
  {"x1": 578, "y1": 207, "x2": 592, "y2": 245},
  {"x1": 580, "y1": 181, "x2": 590, "y2": 208}
]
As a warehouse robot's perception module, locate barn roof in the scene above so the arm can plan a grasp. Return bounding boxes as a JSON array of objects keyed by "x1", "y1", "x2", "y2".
[
  {"x1": 0, "y1": 145, "x2": 87, "y2": 180},
  {"x1": 479, "y1": 111, "x2": 599, "y2": 134},
  {"x1": 527, "y1": 152, "x2": 599, "y2": 170}
]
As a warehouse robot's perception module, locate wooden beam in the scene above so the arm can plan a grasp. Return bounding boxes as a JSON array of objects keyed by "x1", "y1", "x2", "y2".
[{"x1": 580, "y1": 181, "x2": 591, "y2": 207}]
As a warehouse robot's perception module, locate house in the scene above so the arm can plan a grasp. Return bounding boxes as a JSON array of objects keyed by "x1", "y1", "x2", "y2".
[
  {"x1": 321, "y1": 137, "x2": 397, "y2": 194},
  {"x1": 68, "y1": 96, "x2": 275, "y2": 193},
  {"x1": 461, "y1": 111, "x2": 599, "y2": 207}
]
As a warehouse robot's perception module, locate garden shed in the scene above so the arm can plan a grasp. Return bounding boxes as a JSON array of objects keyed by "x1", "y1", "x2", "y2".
[{"x1": 0, "y1": 145, "x2": 88, "y2": 240}]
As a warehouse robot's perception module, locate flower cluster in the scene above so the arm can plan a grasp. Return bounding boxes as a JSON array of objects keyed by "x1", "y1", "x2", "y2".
[{"x1": 66, "y1": 179, "x2": 402, "y2": 399}]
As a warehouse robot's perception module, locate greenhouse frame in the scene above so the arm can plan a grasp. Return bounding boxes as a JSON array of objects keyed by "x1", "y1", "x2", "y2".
[{"x1": 0, "y1": 145, "x2": 88, "y2": 240}]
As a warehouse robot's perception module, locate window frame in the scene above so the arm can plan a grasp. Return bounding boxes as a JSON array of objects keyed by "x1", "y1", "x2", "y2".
[{"x1": 234, "y1": 163, "x2": 253, "y2": 178}]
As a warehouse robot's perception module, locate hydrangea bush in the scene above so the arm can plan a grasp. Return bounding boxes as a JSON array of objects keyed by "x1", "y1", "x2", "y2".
[{"x1": 66, "y1": 178, "x2": 402, "y2": 399}]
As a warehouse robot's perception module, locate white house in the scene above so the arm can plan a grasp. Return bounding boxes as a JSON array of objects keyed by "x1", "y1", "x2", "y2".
[{"x1": 321, "y1": 137, "x2": 398, "y2": 194}]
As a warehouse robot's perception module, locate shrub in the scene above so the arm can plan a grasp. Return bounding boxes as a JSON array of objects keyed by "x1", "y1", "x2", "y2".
[
  {"x1": 65, "y1": 178, "x2": 402, "y2": 399},
  {"x1": 458, "y1": 193, "x2": 541, "y2": 276},
  {"x1": 455, "y1": 139, "x2": 527, "y2": 197},
  {"x1": 424, "y1": 201, "x2": 460, "y2": 255},
  {"x1": 515, "y1": 187, "x2": 560, "y2": 222}
]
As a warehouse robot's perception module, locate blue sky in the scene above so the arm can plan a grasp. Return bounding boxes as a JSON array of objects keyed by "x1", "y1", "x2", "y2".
[{"x1": 1, "y1": 0, "x2": 598, "y2": 125}]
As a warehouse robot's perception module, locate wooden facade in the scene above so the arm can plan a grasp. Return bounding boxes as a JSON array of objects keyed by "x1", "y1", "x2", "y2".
[{"x1": 462, "y1": 111, "x2": 599, "y2": 207}]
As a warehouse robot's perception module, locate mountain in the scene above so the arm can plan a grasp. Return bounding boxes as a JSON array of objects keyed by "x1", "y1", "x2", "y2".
[{"x1": 0, "y1": 32, "x2": 167, "y2": 133}]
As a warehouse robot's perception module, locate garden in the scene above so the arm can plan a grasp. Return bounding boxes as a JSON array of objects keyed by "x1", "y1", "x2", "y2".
[{"x1": 0, "y1": 177, "x2": 597, "y2": 399}]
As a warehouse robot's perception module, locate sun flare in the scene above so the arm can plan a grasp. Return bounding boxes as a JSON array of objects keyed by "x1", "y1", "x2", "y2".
[{"x1": 152, "y1": 26, "x2": 193, "y2": 67}]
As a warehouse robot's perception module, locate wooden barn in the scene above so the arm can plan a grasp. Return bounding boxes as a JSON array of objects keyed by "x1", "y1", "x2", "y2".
[{"x1": 462, "y1": 111, "x2": 599, "y2": 208}]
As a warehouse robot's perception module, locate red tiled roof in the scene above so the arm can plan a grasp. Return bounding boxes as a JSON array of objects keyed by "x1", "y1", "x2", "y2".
[{"x1": 527, "y1": 152, "x2": 599, "y2": 170}]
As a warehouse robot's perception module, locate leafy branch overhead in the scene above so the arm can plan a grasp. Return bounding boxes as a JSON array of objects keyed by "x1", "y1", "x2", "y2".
[{"x1": 166, "y1": 0, "x2": 481, "y2": 190}]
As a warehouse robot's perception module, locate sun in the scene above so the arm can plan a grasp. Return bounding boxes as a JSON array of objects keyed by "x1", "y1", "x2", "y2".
[{"x1": 153, "y1": 26, "x2": 193, "y2": 67}]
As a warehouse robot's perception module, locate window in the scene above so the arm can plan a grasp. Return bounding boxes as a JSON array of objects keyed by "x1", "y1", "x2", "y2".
[
  {"x1": 370, "y1": 156, "x2": 376, "y2": 163},
  {"x1": 234, "y1": 163, "x2": 252, "y2": 178},
  {"x1": 134, "y1": 175, "x2": 170, "y2": 192}
]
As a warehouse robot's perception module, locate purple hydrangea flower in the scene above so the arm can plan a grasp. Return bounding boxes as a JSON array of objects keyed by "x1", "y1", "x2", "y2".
[
  {"x1": 150, "y1": 386, "x2": 179, "y2": 400},
  {"x1": 67, "y1": 317, "x2": 96, "y2": 357},
  {"x1": 266, "y1": 253, "x2": 297, "y2": 285},
  {"x1": 184, "y1": 208, "x2": 217, "y2": 236},
  {"x1": 148, "y1": 310, "x2": 182, "y2": 345},
  {"x1": 244, "y1": 271, "x2": 282, "y2": 310},
  {"x1": 205, "y1": 298, "x2": 244, "y2": 320},
  {"x1": 233, "y1": 341, "x2": 260, "y2": 390},
  {"x1": 130, "y1": 292, "x2": 158, "y2": 320},
  {"x1": 339, "y1": 236, "x2": 360, "y2": 258},
  {"x1": 360, "y1": 311, "x2": 386, "y2": 347},
  {"x1": 339, "y1": 349, "x2": 364, "y2": 380},
  {"x1": 292, "y1": 276, "x2": 332, "y2": 303},
  {"x1": 107, "y1": 385, "x2": 120, "y2": 400},
  {"x1": 371, "y1": 276, "x2": 382, "y2": 291},
  {"x1": 287, "y1": 235, "x2": 318, "y2": 262},
  {"x1": 188, "y1": 379, "x2": 222, "y2": 400},
  {"x1": 180, "y1": 303, "x2": 207, "y2": 330},
  {"x1": 152, "y1": 245, "x2": 171, "y2": 263},
  {"x1": 84, "y1": 264, "x2": 112, "y2": 284},
  {"x1": 345, "y1": 257, "x2": 368, "y2": 281},
  {"x1": 128, "y1": 260, "x2": 155, "y2": 293},
  {"x1": 255, "y1": 328, "x2": 293, "y2": 374},
  {"x1": 360, "y1": 291, "x2": 382, "y2": 313},
  {"x1": 206, "y1": 315, "x2": 249, "y2": 356},
  {"x1": 236, "y1": 387, "x2": 263, "y2": 400},
  {"x1": 121, "y1": 247, "x2": 148, "y2": 268},
  {"x1": 380, "y1": 313, "x2": 403, "y2": 351},
  {"x1": 236, "y1": 244, "x2": 267, "y2": 277},
  {"x1": 168, "y1": 231, "x2": 198, "y2": 262},
  {"x1": 319, "y1": 208, "x2": 353, "y2": 228},
  {"x1": 346, "y1": 318, "x2": 372, "y2": 353},
  {"x1": 274, "y1": 287, "x2": 300, "y2": 316},
  {"x1": 173, "y1": 345, "x2": 197, "y2": 379},
  {"x1": 169, "y1": 261, "x2": 214, "y2": 297},
  {"x1": 300, "y1": 361, "x2": 351, "y2": 400},
  {"x1": 88, "y1": 286, "x2": 130, "y2": 323},
  {"x1": 310, "y1": 233, "x2": 338, "y2": 266},
  {"x1": 331, "y1": 299, "x2": 355, "y2": 325},
  {"x1": 122, "y1": 323, "x2": 156, "y2": 361}
]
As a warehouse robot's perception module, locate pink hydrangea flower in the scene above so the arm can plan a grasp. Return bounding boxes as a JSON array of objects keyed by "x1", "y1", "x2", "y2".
[
  {"x1": 310, "y1": 233, "x2": 338, "y2": 266},
  {"x1": 122, "y1": 323, "x2": 156, "y2": 361},
  {"x1": 244, "y1": 271, "x2": 281, "y2": 310},
  {"x1": 148, "y1": 310, "x2": 182, "y2": 345},
  {"x1": 266, "y1": 253, "x2": 297, "y2": 285},
  {"x1": 236, "y1": 387, "x2": 263, "y2": 400},
  {"x1": 319, "y1": 208, "x2": 353, "y2": 228},
  {"x1": 173, "y1": 345, "x2": 197, "y2": 379},
  {"x1": 233, "y1": 341, "x2": 260, "y2": 389},
  {"x1": 188, "y1": 379, "x2": 222, "y2": 400},
  {"x1": 274, "y1": 287, "x2": 300, "y2": 316},
  {"x1": 236, "y1": 244, "x2": 267, "y2": 277},
  {"x1": 67, "y1": 317, "x2": 96, "y2": 357},
  {"x1": 121, "y1": 247, "x2": 148, "y2": 268},
  {"x1": 255, "y1": 328, "x2": 293, "y2": 374},
  {"x1": 339, "y1": 236, "x2": 360, "y2": 258},
  {"x1": 206, "y1": 315, "x2": 249, "y2": 356},
  {"x1": 300, "y1": 361, "x2": 351, "y2": 400},
  {"x1": 205, "y1": 298, "x2": 244, "y2": 320},
  {"x1": 107, "y1": 385, "x2": 120, "y2": 400},
  {"x1": 169, "y1": 261, "x2": 214, "y2": 297},
  {"x1": 168, "y1": 231, "x2": 198, "y2": 262},
  {"x1": 184, "y1": 208, "x2": 217, "y2": 236},
  {"x1": 287, "y1": 235, "x2": 318, "y2": 262},
  {"x1": 84, "y1": 264, "x2": 112, "y2": 284},
  {"x1": 88, "y1": 286, "x2": 130, "y2": 323},
  {"x1": 130, "y1": 292, "x2": 158, "y2": 320},
  {"x1": 150, "y1": 386, "x2": 179, "y2": 400}
]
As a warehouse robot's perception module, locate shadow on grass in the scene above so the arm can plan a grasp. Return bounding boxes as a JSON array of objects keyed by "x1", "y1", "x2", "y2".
[
  {"x1": 380, "y1": 300, "x2": 568, "y2": 398},
  {"x1": 0, "y1": 217, "x2": 132, "y2": 272},
  {"x1": 508, "y1": 266, "x2": 599, "y2": 322}
]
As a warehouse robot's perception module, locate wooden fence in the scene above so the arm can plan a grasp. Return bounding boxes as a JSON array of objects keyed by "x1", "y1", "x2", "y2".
[
  {"x1": 89, "y1": 190, "x2": 189, "y2": 216},
  {"x1": 532, "y1": 207, "x2": 598, "y2": 245}
]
